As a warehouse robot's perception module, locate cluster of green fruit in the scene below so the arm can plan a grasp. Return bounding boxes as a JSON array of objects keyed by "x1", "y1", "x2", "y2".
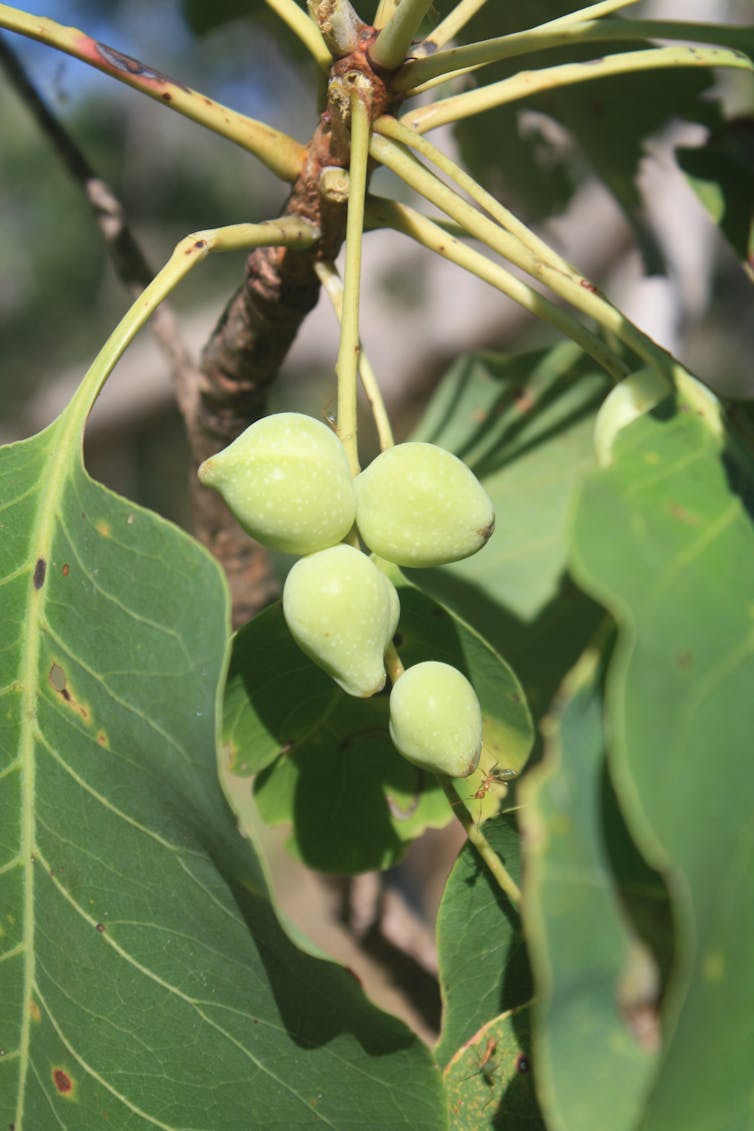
[{"x1": 199, "y1": 413, "x2": 495, "y2": 779}]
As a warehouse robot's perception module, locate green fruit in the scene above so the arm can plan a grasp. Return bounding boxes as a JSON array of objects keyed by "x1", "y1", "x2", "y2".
[
  {"x1": 282, "y1": 545, "x2": 400, "y2": 697},
  {"x1": 354, "y1": 442, "x2": 494, "y2": 568},
  {"x1": 197, "y1": 412, "x2": 355, "y2": 554},
  {"x1": 389, "y1": 661, "x2": 482, "y2": 778}
]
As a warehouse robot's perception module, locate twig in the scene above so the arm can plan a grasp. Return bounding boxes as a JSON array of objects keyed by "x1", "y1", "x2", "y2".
[{"x1": 0, "y1": 3, "x2": 305, "y2": 181}]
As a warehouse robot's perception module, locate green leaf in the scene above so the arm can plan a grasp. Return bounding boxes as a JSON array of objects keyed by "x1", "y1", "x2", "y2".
[
  {"x1": 519, "y1": 646, "x2": 668, "y2": 1131},
  {"x1": 0, "y1": 412, "x2": 446, "y2": 1127},
  {"x1": 569, "y1": 406, "x2": 754, "y2": 1129},
  {"x1": 677, "y1": 116, "x2": 754, "y2": 280},
  {"x1": 409, "y1": 344, "x2": 606, "y2": 723},
  {"x1": 434, "y1": 817, "x2": 533, "y2": 1067},
  {"x1": 443, "y1": 1009, "x2": 542, "y2": 1131},
  {"x1": 223, "y1": 576, "x2": 533, "y2": 873}
]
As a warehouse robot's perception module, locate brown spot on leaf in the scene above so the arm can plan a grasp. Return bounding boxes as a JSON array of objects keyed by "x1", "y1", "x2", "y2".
[
  {"x1": 668, "y1": 502, "x2": 701, "y2": 525},
  {"x1": 96, "y1": 923, "x2": 106, "y2": 933},
  {"x1": 96, "y1": 518, "x2": 111, "y2": 537},
  {"x1": 62, "y1": 563, "x2": 70, "y2": 577},
  {"x1": 48, "y1": 664, "x2": 90, "y2": 721},
  {"x1": 52, "y1": 1067, "x2": 73, "y2": 1094},
  {"x1": 29, "y1": 1000, "x2": 41, "y2": 1023},
  {"x1": 97, "y1": 730, "x2": 109, "y2": 747},
  {"x1": 677, "y1": 650, "x2": 694, "y2": 669},
  {"x1": 33, "y1": 558, "x2": 46, "y2": 590}
]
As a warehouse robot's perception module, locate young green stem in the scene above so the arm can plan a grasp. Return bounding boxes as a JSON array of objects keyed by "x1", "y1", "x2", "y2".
[
  {"x1": 267, "y1": 0, "x2": 332, "y2": 67},
  {"x1": 397, "y1": 15, "x2": 754, "y2": 89},
  {"x1": 367, "y1": 196, "x2": 628, "y2": 382},
  {"x1": 437, "y1": 776, "x2": 522, "y2": 906},
  {"x1": 0, "y1": 3, "x2": 305, "y2": 182},
  {"x1": 370, "y1": 0, "x2": 435, "y2": 70},
  {"x1": 374, "y1": 116, "x2": 578, "y2": 280},
  {"x1": 335, "y1": 86, "x2": 372, "y2": 476},
  {"x1": 403, "y1": 43, "x2": 753, "y2": 133},
  {"x1": 374, "y1": 0, "x2": 400, "y2": 30},
  {"x1": 369, "y1": 136, "x2": 647, "y2": 367},
  {"x1": 315, "y1": 260, "x2": 395, "y2": 451},
  {"x1": 69, "y1": 219, "x2": 320, "y2": 428},
  {"x1": 369, "y1": 133, "x2": 694, "y2": 379},
  {"x1": 418, "y1": 0, "x2": 488, "y2": 54}
]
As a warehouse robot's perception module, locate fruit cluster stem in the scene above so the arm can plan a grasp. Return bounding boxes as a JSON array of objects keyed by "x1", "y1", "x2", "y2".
[
  {"x1": 438, "y1": 777, "x2": 522, "y2": 907},
  {"x1": 335, "y1": 87, "x2": 372, "y2": 476}
]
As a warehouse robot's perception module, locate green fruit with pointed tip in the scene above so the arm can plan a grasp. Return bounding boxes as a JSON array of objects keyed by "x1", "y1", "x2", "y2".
[
  {"x1": 283, "y1": 545, "x2": 400, "y2": 697},
  {"x1": 198, "y1": 412, "x2": 355, "y2": 554},
  {"x1": 354, "y1": 443, "x2": 494, "y2": 568},
  {"x1": 389, "y1": 661, "x2": 482, "y2": 778}
]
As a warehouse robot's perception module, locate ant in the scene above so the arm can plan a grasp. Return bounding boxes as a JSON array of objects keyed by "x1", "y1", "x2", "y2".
[{"x1": 469, "y1": 761, "x2": 517, "y2": 822}]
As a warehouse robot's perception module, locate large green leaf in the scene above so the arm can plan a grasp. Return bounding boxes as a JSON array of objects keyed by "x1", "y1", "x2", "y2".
[
  {"x1": 409, "y1": 344, "x2": 606, "y2": 724},
  {"x1": 434, "y1": 817, "x2": 531, "y2": 1066},
  {"x1": 433, "y1": 816, "x2": 542, "y2": 1127},
  {"x1": 223, "y1": 575, "x2": 533, "y2": 873},
  {"x1": 520, "y1": 647, "x2": 668, "y2": 1131},
  {"x1": 569, "y1": 406, "x2": 754, "y2": 1128},
  {"x1": 0, "y1": 410, "x2": 446, "y2": 1127}
]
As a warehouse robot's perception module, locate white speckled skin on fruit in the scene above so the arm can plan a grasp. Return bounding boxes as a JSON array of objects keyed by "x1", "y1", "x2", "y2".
[
  {"x1": 389, "y1": 661, "x2": 482, "y2": 778},
  {"x1": 354, "y1": 442, "x2": 494, "y2": 567},
  {"x1": 283, "y1": 545, "x2": 400, "y2": 697},
  {"x1": 197, "y1": 413, "x2": 356, "y2": 555}
]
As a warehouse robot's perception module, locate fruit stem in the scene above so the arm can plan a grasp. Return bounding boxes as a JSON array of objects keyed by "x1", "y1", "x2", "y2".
[
  {"x1": 401, "y1": 0, "x2": 639, "y2": 79},
  {"x1": 315, "y1": 260, "x2": 395, "y2": 451},
  {"x1": 415, "y1": 0, "x2": 488, "y2": 55},
  {"x1": 370, "y1": 0, "x2": 435, "y2": 71},
  {"x1": 384, "y1": 643, "x2": 405, "y2": 685},
  {"x1": 335, "y1": 84, "x2": 372, "y2": 476},
  {"x1": 268, "y1": 0, "x2": 332, "y2": 67},
  {"x1": 438, "y1": 776, "x2": 522, "y2": 906}
]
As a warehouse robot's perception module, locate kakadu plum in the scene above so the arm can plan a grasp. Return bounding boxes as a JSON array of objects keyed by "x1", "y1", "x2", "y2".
[
  {"x1": 389, "y1": 661, "x2": 482, "y2": 778},
  {"x1": 197, "y1": 412, "x2": 355, "y2": 554},
  {"x1": 283, "y1": 544, "x2": 400, "y2": 697},
  {"x1": 354, "y1": 442, "x2": 494, "y2": 567}
]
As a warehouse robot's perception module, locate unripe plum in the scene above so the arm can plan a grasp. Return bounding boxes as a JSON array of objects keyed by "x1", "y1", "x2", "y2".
[
  {"x1": 198, "y1": 412, "x2": 355, "y2": 554},
  {"x1": 389, "y1": 661, "x2": 482, "y2": 778},
  {"x1": 283, "y1": 544, "x2": 400, "y2": 697},
  {"x1": 354, "y1": 442, "x2": 494, "y2": 567}
]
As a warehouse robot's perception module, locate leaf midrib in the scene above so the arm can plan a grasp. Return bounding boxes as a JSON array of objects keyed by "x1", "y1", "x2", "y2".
[{"x1": 15, "y1": 406, "x2": 83, "y2": 1128}]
